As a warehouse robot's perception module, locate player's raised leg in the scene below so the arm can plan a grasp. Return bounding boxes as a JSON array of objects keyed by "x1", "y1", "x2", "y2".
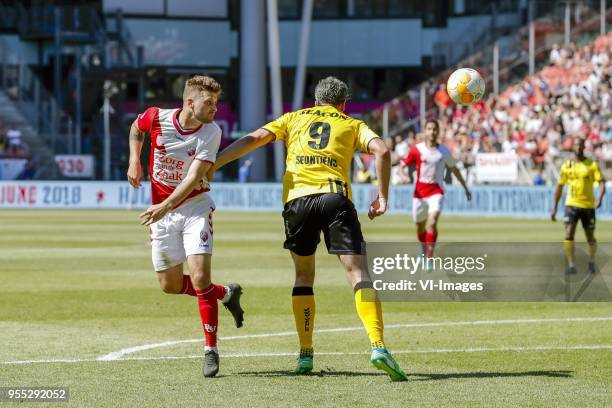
[
  {"x1": 339, "y1": 254, "x2": 407, "y2": 382},
  {"x1": 151, "y1": 221, "x2": 198, "y2": 295},
  {"x1": 290, "y1": 251, "x2": 316, "y2": 374},
  {"x1": 156, "y1": 264, "x2": 198, "y2": 296}
]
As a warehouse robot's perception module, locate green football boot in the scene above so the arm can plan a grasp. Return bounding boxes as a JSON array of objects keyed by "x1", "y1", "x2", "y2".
[
  {"x1": 294, "y1": 354, "x2": 314, "y2": 375},
  {"x1": 371, "y1": 348, "x2": 408, "y2": 382}
]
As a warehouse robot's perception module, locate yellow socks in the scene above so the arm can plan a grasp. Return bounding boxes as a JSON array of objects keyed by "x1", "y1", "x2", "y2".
[
  {"x1": 292, "y1": 282, "x2": 386, "y2": 354},
  {"x1": 292, "y1": 287, "x2": 315, "y2": 355},
  {"x1": 354, "y1": 282, "x2": 385, "y2": 350}
]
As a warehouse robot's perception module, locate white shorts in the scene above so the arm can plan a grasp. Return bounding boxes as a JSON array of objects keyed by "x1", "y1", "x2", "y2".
[
  {"x1": 150, "y1": 194, "x2": 215, "y2": 272},
  {"x1": 412, "y1": 194, "x2": 444, "y2": 223}
]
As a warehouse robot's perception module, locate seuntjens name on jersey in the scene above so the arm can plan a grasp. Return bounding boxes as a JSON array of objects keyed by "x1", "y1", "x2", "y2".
[{"x1": 295, "y1": 155, "x2": 338, "y2": 167}]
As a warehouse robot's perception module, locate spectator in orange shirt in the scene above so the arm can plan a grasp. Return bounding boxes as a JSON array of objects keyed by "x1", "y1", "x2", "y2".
[{"x1": 434, "y1": 83, "x2": 451, "y2": 118}]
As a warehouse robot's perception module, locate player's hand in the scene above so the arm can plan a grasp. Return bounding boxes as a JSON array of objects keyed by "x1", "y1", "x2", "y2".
[
  {"x1": 596, "y1": 200, "x2": 603, "y2": 209},
  {"x1": 140, "y1": 203, "x2": 171, "y2": 226},
  {"x1": 550, "y1": 209, "x2": 557, "y2": 222},
  {"x1": 127, "y1": 161, "x2": 143, "y2": 188},
  {"x1": 368, "y1": 195, "x2": 387, "y2": 220},
  {"x1": 465, "y1": 189, "x2": 472, "y2": 201}
]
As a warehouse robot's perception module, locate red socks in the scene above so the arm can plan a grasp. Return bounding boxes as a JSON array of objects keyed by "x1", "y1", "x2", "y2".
[
  {"x1": 180, "y1": 275, "x2": 197, "y2": 297},
  {"x1": 417, "y1": 231, "x2": 427, "y2": 254},
  {"x1": 195, "y1": 284, "x2": 227, "y2": 348},
  {"x1": 425, "y1": 230, "x2": 438, "y2": 258}
]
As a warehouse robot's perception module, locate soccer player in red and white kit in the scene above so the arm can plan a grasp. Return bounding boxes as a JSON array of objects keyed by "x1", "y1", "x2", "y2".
[
  {"x1": 127, "y1": 76, "x2": 244, "y2": 378},
  {"x1": 400, "y1": 119, "x2": 471, "y2": 259}
]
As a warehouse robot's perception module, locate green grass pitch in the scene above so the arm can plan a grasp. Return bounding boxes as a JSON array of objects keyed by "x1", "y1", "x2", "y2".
[{"x1": 1, "y1": 210, "x2": 611, "y2": 407}]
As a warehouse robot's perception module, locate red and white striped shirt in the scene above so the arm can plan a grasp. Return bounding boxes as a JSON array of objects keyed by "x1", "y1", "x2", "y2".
[
  {"x1": 401, "y1": 142, "x2": 457, "y2": 198},
  {"x1": 137, "y1": 107, "x2": 221, "y2": 206}
]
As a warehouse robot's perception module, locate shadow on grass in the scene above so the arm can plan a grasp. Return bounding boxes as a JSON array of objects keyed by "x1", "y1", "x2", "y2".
[
  {"x1": 237, "y1": 370, "x2": 573, "y2": 380},
  {"x1": 410, "y1": 370, "x2": 573, "y2": 381},
  {"x1": 237, "y1": 369, "x2": 382, "y2": 378}
]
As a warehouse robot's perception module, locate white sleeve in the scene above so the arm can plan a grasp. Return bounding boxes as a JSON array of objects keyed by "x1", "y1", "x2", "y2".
[
  {"x1": 442, "y1": 145, "x2": 457, "y2": 168},
  {"x1": 195, "y1": 127, "x2": 222, "y2": 163}
]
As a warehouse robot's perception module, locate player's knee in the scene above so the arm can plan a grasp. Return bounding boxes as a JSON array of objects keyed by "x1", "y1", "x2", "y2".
[
  {"x1": 293, "y1": 261, "x2": 315, "y2": 279},
  {"x1": 342, "y1": 261, "x2": 363, "y2": 274},
  {"x1": 294, "y1": 270, "x2": 315, "y2": 286},
  {"x1": 159, "y1": 280, "x2": 182, "y2": 294},
  {"x1": 190, "y1": 273, "x2": 211, "y2": 290}
]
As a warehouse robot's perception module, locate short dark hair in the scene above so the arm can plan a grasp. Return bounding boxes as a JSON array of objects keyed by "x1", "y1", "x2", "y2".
[
  {"x1": 425, "y1": 119, "x2": 440, "y2": 130},
  {"x1": 314, "y1": 76, "x2": 350, "y2": 106}
]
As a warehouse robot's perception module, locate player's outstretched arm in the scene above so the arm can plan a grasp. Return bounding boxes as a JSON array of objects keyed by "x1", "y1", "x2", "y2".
[
  {"x1": 140, "y1": 160, "x2": 212, "y2": 226},
  {"x1": 551, "y1": 184, "x2": 564, "y2": 221},
  {"x1": 367, "y1": 138, "x2": 390, "y2": 220},
  {"x1": 127, "y1": 119, "x2": 145, "y2": 188},
  {"x1": 214, "y1": 129, "x2": 276, "y2": 171},
  {"x1": 450, "y1": 167, "x2": 471, "y2": 201}
]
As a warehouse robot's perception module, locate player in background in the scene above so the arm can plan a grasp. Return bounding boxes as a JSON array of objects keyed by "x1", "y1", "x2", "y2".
[
  {"x1": 399, "y1": 119, "x2": 471, "y2": 260},
  {"x1": 210, "y1": 77, "x2": 408, "y2": 381},
  {"x1": 551, "y1": 137, "x2": 606, "y2": 274},
  {"x1": 126, "y1": 75, "x2": 244, "y2": 378}
]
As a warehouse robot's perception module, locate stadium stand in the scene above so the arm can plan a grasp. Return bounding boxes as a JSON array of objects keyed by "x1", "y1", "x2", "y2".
[
  {"x1": 360, "y1": 6, "x2": 611, "y2": 187},
  {"x1": 436, "y1": 32, "x2": 611, "y2": 185}
]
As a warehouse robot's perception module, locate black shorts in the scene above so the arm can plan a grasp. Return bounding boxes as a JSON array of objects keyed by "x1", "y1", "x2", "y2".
[
  {"x1": 282, "y1": 193, "x2": 364, "y2": 256},
  {"x1": 564, "y1": 206, "x2": 596, "y2": 230}
]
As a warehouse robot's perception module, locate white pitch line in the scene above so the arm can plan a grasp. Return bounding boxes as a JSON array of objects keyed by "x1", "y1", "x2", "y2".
[
  {"x1": 96, "y1": 316, "x2": 612, "y2": 361},
  {"x1": 2, "y1": 345, "x2": 611, "y2": 366}
]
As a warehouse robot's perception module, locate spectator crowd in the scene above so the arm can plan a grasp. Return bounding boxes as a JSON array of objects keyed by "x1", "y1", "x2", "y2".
[{"x1": 360, "y1": 33, "x2": 611, "y2": 186}]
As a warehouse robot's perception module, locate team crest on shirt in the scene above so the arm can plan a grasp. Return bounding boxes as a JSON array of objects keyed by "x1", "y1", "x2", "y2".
[
  {"x1": 200, "y1": 230, "x2": 209, "y2": 247},
  {"x1": 187, "y1": 148, "x2": 196, "y2": 156}
]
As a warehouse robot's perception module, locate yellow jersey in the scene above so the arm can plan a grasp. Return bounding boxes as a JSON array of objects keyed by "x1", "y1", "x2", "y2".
[
  {"x1": 558, "y1": 159, "x2": 603, "y2": 209},
  {"x1": 262, "y1": 105, "x2": 379, "y2": 204}
]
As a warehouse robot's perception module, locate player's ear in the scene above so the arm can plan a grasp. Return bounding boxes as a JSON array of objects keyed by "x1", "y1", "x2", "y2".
[{"x1": 186, "y1": 98, "x2": 195, "y2": 111}]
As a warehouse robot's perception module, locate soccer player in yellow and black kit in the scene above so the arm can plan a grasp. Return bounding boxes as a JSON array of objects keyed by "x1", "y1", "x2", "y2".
[
  {"x1": 212, "y1": 77, "x2": 407, "y2": 381},
  {"x1": 551, "y1": 137, "x2": 606, "y2": 274}
]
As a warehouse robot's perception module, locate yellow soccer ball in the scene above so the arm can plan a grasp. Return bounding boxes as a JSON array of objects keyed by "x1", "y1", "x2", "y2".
[{"x1": 446, "y1": 68, "x2": 485, "y2": 106}]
